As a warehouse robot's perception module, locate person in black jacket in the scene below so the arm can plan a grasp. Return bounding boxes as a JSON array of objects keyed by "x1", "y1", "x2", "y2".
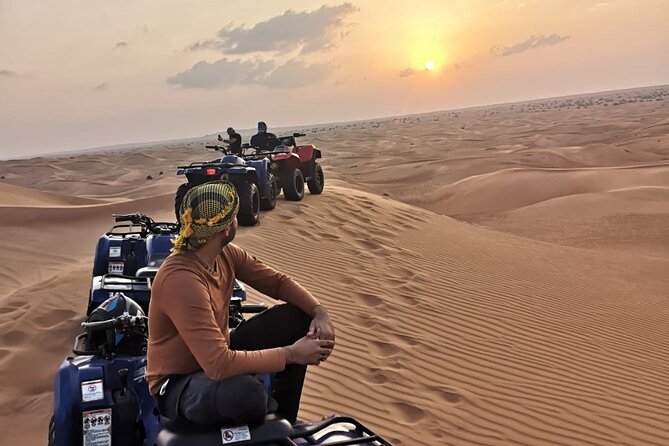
[
  {"x1": 250, "y1": 121, "x2": 278, "y2": 152},
  {"x1": 218, "y1": 127, "x2": 242, "y2": 155}
]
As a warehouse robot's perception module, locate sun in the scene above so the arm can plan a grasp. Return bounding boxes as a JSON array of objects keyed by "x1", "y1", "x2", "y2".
[{"x1": 425, "y1": 60, "x2": 435, "y2": 71}]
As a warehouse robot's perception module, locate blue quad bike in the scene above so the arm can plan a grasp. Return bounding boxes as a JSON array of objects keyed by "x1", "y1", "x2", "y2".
[
  {"x1": 87, "y1": 212, "x2": 248, "y2": 316},
  {"x1": 50, "y1": 292, "x2": 393, "y2": 446},
  {"x1": 52, "y1": 212, "x2": 395, "y2": 445},
  {"x1": 175, "y1": 144, "x2": 278, "y2": 227}
]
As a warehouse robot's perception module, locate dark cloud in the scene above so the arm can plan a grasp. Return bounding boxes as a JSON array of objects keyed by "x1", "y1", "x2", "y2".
[
  {"x1": 398, "y1": 68, "x2": 416, "y2": 78},
  {"x1": 167, "y1": 57, "x2": 328, "y2": 89},
  {"x1": 491, "y1": 33, "x2": 569, "y2": 57},
  {"x1": 94, "y1": 82, "x2": 109, "y2": 91},
  {"x1": 0, "y1": 69, "x2": 18, "y2": 77},
  {"x1": 189, "y1": 3, "x2": 358, "y2": 55},
  {"x1": 114, "y1": 42, "x2": 129, "y2": 49}
]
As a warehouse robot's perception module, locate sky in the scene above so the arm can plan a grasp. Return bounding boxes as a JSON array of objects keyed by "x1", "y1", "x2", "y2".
[{"x1": 1, "y1": 0, "x2": 668, "y2": 158}]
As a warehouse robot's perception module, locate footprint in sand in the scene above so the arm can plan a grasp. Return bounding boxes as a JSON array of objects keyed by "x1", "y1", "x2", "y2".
[
  {"x1": 366, "y1": 340, "x2": 401, "y2": 358},
  {"x1": 427, "y1": 385, "x2": 464, "y2": 404},
  {"x1": 353, "y1": 292, "x2": 384, "y2": 308},
  {"x1": 353, "y1": 238, "x2": 383, "y2": 251},
  {"x1": 363, "y1": 366, "x2": 403, "y2": 385},
  {"x1": 387, "y1": 402, "x2": 426, "y2": 424},
  {"x1": 0, "y1": 329, "x2": 27, "y2": 346},
  {"x1": 350, "y1": 314, "x2": 382, "y2": 329},
  {"x1": 391, "y1": 333, "x2": 420, "y2": 347}
]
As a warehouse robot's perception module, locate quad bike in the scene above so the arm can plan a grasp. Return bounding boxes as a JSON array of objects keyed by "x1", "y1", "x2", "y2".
[
  {"x1": 244, "y1": 133, "x2": 324, "y2": 201},
  {"x1": 51, "y1": 293, "x2": 394, "y2": 446},
  {"x1": 175, "y1": 144, "x2": 278, "y2": 226},
  {"x1": 88, "y1": 212, "x2": 246, "y2": 315}
]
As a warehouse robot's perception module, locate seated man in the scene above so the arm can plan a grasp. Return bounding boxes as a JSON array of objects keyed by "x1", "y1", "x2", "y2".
[
  {"x1": 250, "y1": 121, "x2": 278, "y2": 151},
  {"x1": 147, "y1": 180, "x2": 335, "y2": 426}
]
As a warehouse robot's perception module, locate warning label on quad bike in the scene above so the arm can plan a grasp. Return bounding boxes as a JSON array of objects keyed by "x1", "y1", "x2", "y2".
[
  {"x1": 220, "y1": 425, "x2": 251, "y2": 444},
  {"x1": 82, "y1": 409, "x2": 112, "y2": 446},
  {"x1": 81, "y1": 379, "x2": 104, "y2": 402}
]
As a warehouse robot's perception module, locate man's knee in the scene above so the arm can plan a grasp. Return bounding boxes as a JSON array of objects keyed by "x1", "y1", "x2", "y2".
[{"x1": 283, "y1": 304, "x2": 311, "y2": 328}]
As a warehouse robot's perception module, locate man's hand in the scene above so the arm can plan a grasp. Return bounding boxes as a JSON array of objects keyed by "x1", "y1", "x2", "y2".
[
  {"x1": 308, "y1": 305, "x2": 335, "y2": 341},
  {"x1": 284, "y1": 336, "x2": 335, "y2": 366}
]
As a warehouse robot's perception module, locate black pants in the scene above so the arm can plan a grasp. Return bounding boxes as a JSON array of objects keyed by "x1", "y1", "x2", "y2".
[{"x1": 157, "y1": 304, "x2": 311, "y2": 426}]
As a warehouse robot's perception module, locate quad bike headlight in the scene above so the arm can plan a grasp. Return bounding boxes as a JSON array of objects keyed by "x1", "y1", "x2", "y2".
[{"x1": 270, "y1": 162, "x2": 278, "y2": 171}]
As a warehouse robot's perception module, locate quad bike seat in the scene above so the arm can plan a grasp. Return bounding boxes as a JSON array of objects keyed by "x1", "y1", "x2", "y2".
[{"x1": 155, "y1": 413, "x2": 292, "y2": 446}]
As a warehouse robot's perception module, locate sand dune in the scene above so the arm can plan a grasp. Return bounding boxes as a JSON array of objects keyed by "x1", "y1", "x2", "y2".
[
  {"x1": 0, "y1": 85, "x2": 667, "y2": 445},
  {"x1": 0, "y1": 182, "x2": 105, "y2": 207}
]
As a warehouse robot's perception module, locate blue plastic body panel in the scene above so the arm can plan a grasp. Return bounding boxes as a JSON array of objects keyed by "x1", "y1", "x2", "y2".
[{"x1": 52, "y1": 355, "x2": 159, "y2": 446}]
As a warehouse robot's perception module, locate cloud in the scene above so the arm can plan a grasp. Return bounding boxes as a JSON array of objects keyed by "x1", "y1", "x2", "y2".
[
  {"x1": 188, "y1": 3, "x2": 358, "y2": 55},
  {"x1": 589, "y1": 2, "x2": 610, "y2": 12},
  {"x1": 168, "y1": 57, "x2": 329, "y2": 89},
  {"x1": 263, "y1": 60, "x2": 329, "y2": 88},
  {"x1": 94, "y1": 82, "x2": 109, "y2": 91},
  {"x1": 114, "y1": 41, "x2": 129, "y2": 50},
  {"x1": 0, "y1": 69, "x2": 18, "y2": 77},
  {"x1": 491, "y1": 33, "x2": 569, "y2": 56},
  {"x1": 398, "y1": 68, "x2": 416, "y2": 78}
]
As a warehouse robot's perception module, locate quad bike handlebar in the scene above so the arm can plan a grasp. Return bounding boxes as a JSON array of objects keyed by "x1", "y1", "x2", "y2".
[
  {"x1": 110, "y1": 213, "x2": 177, "y2": 236},
  {"x1": 73, "y1": 313, "x2": 148, "y2": 356},
  {"x1": 81, "y1": 313, "x2": 148, "y2": 331},
  {"x1": 206, "y1": 144, "x2": 229, "y2": 154},
  {"x1": 114, "y1": 212, "x2": 153, "y2": 225}
]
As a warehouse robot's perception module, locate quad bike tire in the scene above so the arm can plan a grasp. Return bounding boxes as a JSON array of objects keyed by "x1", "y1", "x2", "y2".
[
  {"x1": 260, "y1": 173, "x2": 278, "y2": 211},
  {"x1": 307, "y1": 163, "x2": 324, "y2": 194},
  {"x1": 48, "y1": 415, "x2": 55, "y2": 446},
  {"x1": 237, "y1": 182, "x2": 260, "y2": 226},
  {"x1": 174, "y1": 183, "x2": 193, "y2": 222},
  {"x1": 283, "y1": 168, "x2": 305, "y2": 201}
]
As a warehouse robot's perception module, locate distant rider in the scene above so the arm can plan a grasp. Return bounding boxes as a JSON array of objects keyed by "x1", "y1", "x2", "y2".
[
  {"x1": 250, "y1": 121, "x2": 278, "y2": 152},
  {"x1": 218, "y1": 127, "x2": 243, "y2": 156}
]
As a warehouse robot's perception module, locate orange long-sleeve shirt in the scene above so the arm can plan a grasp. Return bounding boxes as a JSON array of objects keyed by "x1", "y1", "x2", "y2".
[{"x1": 146, "y1": 243, "x2": 320, "y2": 394}]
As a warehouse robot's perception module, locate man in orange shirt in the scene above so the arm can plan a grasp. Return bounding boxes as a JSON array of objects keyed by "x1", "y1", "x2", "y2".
[{"x1": 147, "y1": 180, "x2": 335, "y2": 426}]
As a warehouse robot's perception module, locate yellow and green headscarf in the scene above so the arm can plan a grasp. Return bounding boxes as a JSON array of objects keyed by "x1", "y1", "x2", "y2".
[{"x1": 172, "y1": 180, "x2": 239, "y2": 253}]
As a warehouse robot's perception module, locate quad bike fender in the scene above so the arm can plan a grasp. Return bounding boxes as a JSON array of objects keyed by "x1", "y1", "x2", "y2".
[
  {"x1": 244, "y1": 159, "x2": 269, "y2": 187},
  {"x1": 296, "y1": 145, "x2": 321, "y2": 163},
  {"x1": 227, "y1": 169, "x2": 259, "y2": 187},
  {"x1": 271, "y1": 154, "x2": 301, "y2": 170},
  {"x1": 53, "y1": 358, "x2": 108, "y2": 446},
  {"x1": 53, "y1": 356, "x2": 154, "y2": 446}
]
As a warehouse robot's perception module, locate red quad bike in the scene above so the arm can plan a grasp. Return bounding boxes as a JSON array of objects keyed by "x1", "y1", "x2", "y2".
[{"x1": 244, "y1": 133, "x2": 324, "y2": 201}]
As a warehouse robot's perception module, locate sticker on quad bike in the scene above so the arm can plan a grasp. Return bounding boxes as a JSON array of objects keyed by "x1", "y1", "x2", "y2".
[
  {"x1": 81, "y1": 379, "x2": 104, "y2": 402},
  {"x1": 108, "y1": 246, "x2": 121, "y2": 258},
  {"x1": 221, "y1": 425, "x2": 251, "y2": 444},
  {"x1": 107, "y1": 261, "x2": 124, "y2": 274},
  {"x1": 82, "y1": 408, "x2": 112, "y2": 446}
]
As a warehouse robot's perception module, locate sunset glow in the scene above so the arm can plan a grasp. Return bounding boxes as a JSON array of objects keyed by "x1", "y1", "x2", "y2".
[{"x1": 1, "y1": 0, "x2": 667, "y2": 158}]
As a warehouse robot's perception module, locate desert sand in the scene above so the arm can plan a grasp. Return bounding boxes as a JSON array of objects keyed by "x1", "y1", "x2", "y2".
[{"x1": 0, "y1": 85, "x2": 667, "y2": 445}]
